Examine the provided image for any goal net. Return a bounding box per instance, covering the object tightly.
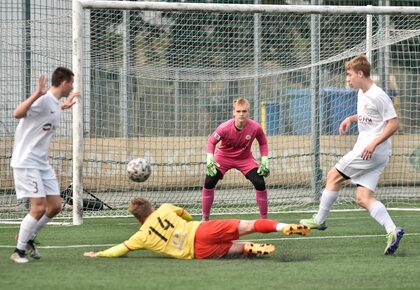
[1,2,420,221]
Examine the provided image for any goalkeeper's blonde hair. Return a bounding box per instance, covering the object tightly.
[232,97,250,110]
[128,197,153,222]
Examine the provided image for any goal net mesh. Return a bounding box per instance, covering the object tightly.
[1,3,420,219]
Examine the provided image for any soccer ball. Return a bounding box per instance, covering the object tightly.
[127,158,151,182]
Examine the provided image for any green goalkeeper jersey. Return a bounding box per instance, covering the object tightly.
[96,204,201,259]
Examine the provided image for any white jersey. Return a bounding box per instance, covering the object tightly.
[353,83,397,156]
[11,91,61,169]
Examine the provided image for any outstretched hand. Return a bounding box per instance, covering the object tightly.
[61,91,80,110]
[83,251,97,258]
[36,74,48,96]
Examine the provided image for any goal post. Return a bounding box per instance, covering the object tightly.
[72,0,84,225]
[1,1,420,224]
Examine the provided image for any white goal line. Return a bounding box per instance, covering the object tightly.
[0,233,418,249]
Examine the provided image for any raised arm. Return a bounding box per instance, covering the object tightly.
[13,75,47,119]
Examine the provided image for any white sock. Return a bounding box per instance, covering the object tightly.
[17,214,38,251]
[315,190,339,224]
[31,215,51,240]
[275,223,288,231]
[368,201,396,234]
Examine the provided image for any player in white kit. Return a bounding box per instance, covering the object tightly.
[300,55,404,255]
[10,67,80,263]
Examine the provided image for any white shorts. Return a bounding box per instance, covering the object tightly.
[13,167,60,200]
[335,150,390,192]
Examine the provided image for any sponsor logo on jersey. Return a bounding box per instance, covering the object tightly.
[42,123,55,131]
[224,142,248,150]
[214,132,220,140]
[358,115,372,124]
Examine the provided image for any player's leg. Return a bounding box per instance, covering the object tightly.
[245,168,268,219]
[194,219,310,259]
[26,168,62,259]
[11,197,47,263]
[194,220,276,258]
[300,166,344,230]
[300,150,367,230]
[237,219,310,237]
[10,168,48,263]
[25,197,50,259]
[230,219,311,257]
[316,168,345,224]
[355,185,392,230]
[356,186,404,255]
[25,195,62,258]
[201,170,223,221]
[353,159,404,255]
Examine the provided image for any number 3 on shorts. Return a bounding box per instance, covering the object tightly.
[32,181,39,193]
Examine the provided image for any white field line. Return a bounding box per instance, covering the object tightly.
[1,214,419,227]
[0,233,418,249]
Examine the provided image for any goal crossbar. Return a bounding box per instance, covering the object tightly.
[79,0,420,15]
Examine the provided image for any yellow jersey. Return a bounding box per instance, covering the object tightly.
[95,204,201,259]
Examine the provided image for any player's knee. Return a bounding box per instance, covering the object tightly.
[204,172,221,189]
[355,196,369,209]
[251,176,265,191]
[204,179,218,189]
[247,170,266,190]
[30,205,47,219]
[326,168,338,180]
[252,179,266,191]
[326,168,344,188]
[48,203,62,217]
[238,220,255,235]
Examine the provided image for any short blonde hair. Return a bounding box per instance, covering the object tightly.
[128,197,153,222]
[346,55,371,77]
[232,97,250,110]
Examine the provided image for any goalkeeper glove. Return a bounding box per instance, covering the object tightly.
[206,153,220,176]
[257,156,270,177]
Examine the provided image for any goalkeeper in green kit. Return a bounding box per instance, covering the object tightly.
[202,98,270,221]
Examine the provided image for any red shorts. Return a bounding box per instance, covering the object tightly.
[194,219,240,259]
